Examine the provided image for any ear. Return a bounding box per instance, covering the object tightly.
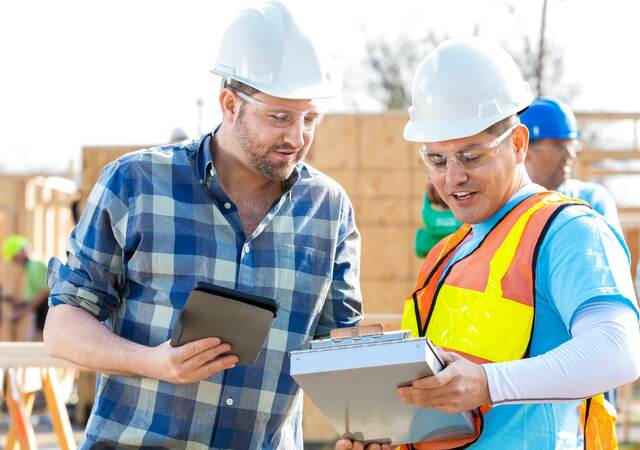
[513,124,529,164]
[219,89,240,123]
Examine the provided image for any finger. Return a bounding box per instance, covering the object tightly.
[183,343,233,371]
[189,354,238,381]
[174,337,223,361]
[398,385,465,410]
[411,369,454,389]
[335,439,353,450]
[437,349,462,364]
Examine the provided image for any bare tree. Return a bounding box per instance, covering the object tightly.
[354,2,579,110]
[503,1,580,102]
[361,31,446,109]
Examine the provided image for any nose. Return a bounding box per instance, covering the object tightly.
[444,159,469,185]
[283,119,306,149]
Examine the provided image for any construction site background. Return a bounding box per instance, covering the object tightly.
[1,111,640,447]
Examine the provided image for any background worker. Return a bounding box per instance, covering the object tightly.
[44,2,362,449]
[415,182,460,257]
[338,37,639,450]
[522,96,625,407]
[2,234,49,341]
[521,97,622,233]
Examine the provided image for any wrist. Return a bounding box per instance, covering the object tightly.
[480,364,495,405]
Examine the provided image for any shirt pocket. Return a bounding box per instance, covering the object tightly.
[273,244,332,343]
[276,244,331,295]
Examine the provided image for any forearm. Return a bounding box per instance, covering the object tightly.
[483,301,640,405]
[44,304,149,376]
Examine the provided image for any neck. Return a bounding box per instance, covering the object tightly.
[212,127,284,198]
[506,165,532,200]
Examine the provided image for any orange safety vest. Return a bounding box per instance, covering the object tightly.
[400,191,618,450]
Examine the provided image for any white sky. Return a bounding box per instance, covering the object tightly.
[2,0,640,176]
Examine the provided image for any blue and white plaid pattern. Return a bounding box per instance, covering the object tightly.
[48,134,362,449]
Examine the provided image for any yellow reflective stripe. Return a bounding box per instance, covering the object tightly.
[427,284,534,362]
[486,194,563,297]
[401,298,420,338]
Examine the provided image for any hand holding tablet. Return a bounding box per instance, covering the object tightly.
[171,282,279,366]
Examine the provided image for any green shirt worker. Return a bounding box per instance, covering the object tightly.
[2,234,50,341]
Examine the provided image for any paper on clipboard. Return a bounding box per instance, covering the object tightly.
[290,329,475,445]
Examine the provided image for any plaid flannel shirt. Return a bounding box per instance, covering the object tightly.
[48,134,362,449]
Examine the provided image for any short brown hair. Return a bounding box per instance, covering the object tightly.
[223,79,260,97]
[485,115,519,136]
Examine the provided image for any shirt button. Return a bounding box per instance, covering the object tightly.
[243,243,250,254]
[209,168,215,177]
[226,397,234,406]
[224,202,231,210]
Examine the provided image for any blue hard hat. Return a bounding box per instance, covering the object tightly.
[520,97,581,140]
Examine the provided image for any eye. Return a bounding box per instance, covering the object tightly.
[269,112,292,123]
[426,153,447,167]
[459,150,482,163]
[304,113,319,125]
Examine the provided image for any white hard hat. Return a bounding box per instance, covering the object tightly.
[404,37,533,143]
[212,1,340,99]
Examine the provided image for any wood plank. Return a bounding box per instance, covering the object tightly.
[0,342,78,369]
[4,368,38,449]
[42,368,77,450]
[578,149,640,160]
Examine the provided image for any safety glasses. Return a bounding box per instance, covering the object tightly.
[419,123,520,172]
[233,90,325,132]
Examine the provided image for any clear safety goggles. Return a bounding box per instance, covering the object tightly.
[233,90,325,132]
[419,123,520,172]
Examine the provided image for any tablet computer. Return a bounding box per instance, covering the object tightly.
[170,282,279,366]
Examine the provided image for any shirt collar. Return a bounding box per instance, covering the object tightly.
[471,183,545,236]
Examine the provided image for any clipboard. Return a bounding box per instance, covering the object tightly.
[170,282,279,366]
[290,326,475,445]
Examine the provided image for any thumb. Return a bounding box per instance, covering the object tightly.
[438,349,462,364]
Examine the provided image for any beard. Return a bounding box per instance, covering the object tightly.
[234,113,307,181]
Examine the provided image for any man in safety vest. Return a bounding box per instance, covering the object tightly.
[521,96,622,233]
[337,38,639,450]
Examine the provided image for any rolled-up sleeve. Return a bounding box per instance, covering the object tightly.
[314,193,362,338]
[48,159,130,321]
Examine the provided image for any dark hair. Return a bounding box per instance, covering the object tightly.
[223,79,260,96]
[485,115,519,136]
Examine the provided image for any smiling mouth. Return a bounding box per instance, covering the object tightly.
[452,191,474,200]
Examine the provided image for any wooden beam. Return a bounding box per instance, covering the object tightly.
[578,149,640,161]
[0,342,78,369]
[42,368,77,450]
[576,112,640,121]
[582,168,640,177]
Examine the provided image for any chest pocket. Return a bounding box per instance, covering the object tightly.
[275,244,331,315]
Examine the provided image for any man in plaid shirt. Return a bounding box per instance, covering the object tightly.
[44,2,362,448]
